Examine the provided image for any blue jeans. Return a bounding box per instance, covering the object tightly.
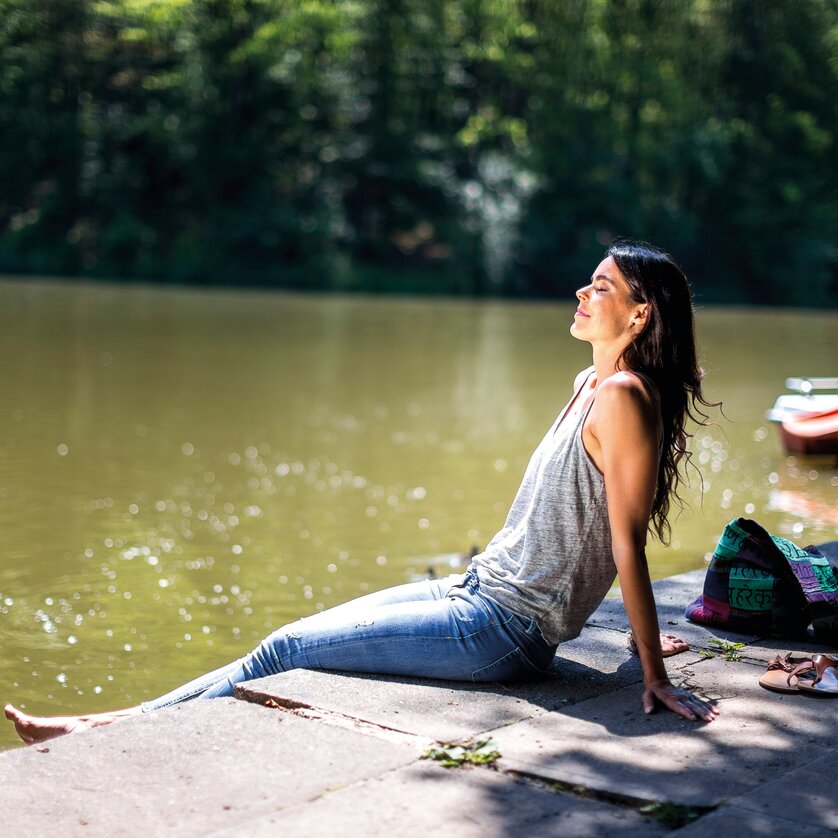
[142,570,557,712]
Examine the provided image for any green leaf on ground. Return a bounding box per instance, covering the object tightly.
[422,738,500,768]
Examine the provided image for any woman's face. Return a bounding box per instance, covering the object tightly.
[570,256,647,347]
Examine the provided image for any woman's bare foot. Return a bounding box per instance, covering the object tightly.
[4,703,141,745]
[627,631,690,657]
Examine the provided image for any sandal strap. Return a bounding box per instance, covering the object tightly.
[788,661,817,685]
[809,654,838,685]
[766,654,812,673]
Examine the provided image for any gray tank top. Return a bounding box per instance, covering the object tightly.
[471,371,659,645]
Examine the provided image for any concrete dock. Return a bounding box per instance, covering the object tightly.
[1,570,835,836]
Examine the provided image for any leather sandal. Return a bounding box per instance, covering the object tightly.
[758,653,814,693]
[791,654,838,696]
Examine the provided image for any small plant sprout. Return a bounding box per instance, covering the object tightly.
[707,638,745,661]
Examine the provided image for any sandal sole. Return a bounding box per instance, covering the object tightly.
[797,665,838,696]
[758,671,801,693]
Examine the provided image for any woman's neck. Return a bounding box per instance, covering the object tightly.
[590,343,631,388]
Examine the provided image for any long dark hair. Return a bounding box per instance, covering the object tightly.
[606,239,717,543]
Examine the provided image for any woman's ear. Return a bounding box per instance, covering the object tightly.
[630,305,649,330]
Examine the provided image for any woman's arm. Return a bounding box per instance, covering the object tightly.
[588,375,717,722]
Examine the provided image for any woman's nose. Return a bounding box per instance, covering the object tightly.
[576,285,589,301]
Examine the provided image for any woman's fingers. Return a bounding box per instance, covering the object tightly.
[670,690,717,722]
[645,682,718,722]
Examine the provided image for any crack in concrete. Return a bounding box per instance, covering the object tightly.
[508,768,717,827]
[234,685,434,749]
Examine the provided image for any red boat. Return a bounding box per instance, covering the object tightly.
[768,377,838,456]
[780,407,838,455]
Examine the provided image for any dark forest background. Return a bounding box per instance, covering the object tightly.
[1,0,836,305]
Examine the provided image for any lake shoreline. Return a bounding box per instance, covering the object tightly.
[1,569,835,835]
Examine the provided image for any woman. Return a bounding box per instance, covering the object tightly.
[5,240,718,744]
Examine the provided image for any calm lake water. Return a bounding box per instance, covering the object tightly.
[1,277,836,750]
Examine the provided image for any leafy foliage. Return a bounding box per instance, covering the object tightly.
[422,738,501,768]
[1,0,835,304]
[707,638,746,661]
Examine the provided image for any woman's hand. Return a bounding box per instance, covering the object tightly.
[643,678,719,722]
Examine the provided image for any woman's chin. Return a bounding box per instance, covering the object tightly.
[569,322,589,341]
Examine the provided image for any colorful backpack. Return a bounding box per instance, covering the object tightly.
[685,518,838,640]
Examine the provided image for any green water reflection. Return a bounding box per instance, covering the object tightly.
[1,279,835,750]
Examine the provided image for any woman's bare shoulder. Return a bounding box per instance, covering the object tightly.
[599,370,653,397]
[592,373,658,432]
[584,372,660,471]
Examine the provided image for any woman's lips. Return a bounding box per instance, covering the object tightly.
[575,308,590,317]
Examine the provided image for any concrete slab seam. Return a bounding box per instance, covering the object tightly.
[500,766,717,830]
[235,685,435,749]
[669,803,837,835]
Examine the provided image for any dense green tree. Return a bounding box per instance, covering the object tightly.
[0,0,835,305]
[0,0,90,273]
[696,0,838,305]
